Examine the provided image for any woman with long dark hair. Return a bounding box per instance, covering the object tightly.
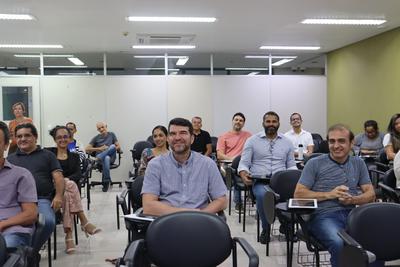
[383,113,400,160]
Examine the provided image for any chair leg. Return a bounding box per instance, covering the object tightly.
[74,215,79,245]
[266,224,271,256]
[116,196,120,230]
[243,189,247,232]
[47,238,52,267]
[238,191,242,223]
[228,186,232,215]
[53,228,57,260]
[87,177,91,210]
[257,212,260,242]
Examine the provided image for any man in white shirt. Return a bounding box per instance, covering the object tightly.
[284,113,314,158]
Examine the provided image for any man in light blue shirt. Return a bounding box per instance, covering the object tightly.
[238,111,296,243]
[142,118,227,216]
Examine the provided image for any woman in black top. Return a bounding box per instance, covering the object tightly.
[48,126,101,254]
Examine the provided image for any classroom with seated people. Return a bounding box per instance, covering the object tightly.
[1,1,400,267]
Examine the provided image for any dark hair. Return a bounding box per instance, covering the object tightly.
[15,123,38,138]
[152,125,169,149]
[0,121,10,144]
[263,111,280,122]
[49,125,72,140]
[387,113,400,153]
[66,122,77,130]
[12,102,26,113]
[326,124,354,142]
[290,112,302,121]
[364,120,378,131]
[232,112,246,122]
[168,118,193,135]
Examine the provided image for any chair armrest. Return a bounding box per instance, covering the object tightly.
[2,253,20,267]
[233,237,259,267]
[121,239,146,266]
[265,185,280,200]
[117,189,129,214]
[337,229,362,248]
[378,182,397,194]
[217,210,227,222]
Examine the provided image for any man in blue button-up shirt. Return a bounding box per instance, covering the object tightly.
[142,118,227,216]
[238,111,296,244]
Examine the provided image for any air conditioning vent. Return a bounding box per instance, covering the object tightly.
[136,34,195,45]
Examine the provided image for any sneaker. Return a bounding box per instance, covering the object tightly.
[234,203,242,213]
[259,229,268,244]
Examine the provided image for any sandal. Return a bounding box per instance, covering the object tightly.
[65,238,76,254]
[81,222,102,237]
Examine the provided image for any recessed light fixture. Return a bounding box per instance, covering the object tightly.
[301,19,386,25]
[44,65,87,68]
[135,67,180,71]
[245,55,297,59]
[132,45,196,49]
[176,57,189,66]
[58,72,93,76]
[260,46,320,50]
[0,44,63,49]
[127,16,216,23]
[0,14,35,20]
[247,72,260,76]
[271,58,295,66]
[14,54,73,58]
[68,57,85,66]
[225,67,268,71]
[133,55,188,59]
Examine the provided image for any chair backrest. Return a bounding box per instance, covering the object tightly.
[130,175,144,211]
[211,136,218,153]
[382,169,396,189]
[311,133,323,142]
[0,234,7,266]
[315,140,329,153]
[31,213,46,253]
[347,202,400,261]
[146,136,155,147]
[270,169,302,202]
[231,155,241,170]
[131,141,153,162]
[146,211,232,267]
[304,153,324,165]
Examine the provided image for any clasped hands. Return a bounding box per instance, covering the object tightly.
[330,185,354,205]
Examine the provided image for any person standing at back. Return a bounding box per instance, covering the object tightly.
[7,102,32,155]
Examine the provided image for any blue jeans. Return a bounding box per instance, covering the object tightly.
[308,209,350,267]
[252,181,269,230]
[36,199,55,250]
[233,188,242,204]
[3,232,31,248]
[96,144,116,183]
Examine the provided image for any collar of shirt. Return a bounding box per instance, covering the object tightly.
[16,145,42,156]
[328,153,350,166]
[256,131,284,141]
[169,151,194,168]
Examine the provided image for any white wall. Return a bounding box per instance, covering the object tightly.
[1,75,327,182]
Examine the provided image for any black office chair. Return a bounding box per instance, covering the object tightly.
[338,202,400,267]
[118,211,259,267]
[129,141,153,178]
[31,213,52,267]
[378,169,400,203]
[263,169,302,256]
[146,135,155,147]
[0,235,21,267]
[314,140,329,153]
[79,157,93,210]
[311,133,323,153]
[89,150,123,189]
[210,136,218,161]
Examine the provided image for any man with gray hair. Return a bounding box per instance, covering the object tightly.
[294,124,375,267]
[86,122,120,192]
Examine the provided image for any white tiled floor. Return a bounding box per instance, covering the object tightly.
[39,185,330,267]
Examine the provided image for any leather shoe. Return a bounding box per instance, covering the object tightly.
[259,229,268,244]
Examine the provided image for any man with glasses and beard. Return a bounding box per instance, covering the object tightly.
[238,111,296,244]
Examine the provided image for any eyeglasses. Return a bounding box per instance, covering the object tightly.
[56,135,69,140]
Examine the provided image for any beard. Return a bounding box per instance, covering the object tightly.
[264,125,278,135]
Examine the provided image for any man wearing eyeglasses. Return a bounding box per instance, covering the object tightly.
[85,122,120,192]
[284,112,314,158]
[7,123,65,250]
[294,124,375,267]
[238,111,296,244]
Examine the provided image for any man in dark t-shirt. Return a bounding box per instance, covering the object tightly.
[191,116,212,156]
[7,123,64,249]
[85,122,120,191]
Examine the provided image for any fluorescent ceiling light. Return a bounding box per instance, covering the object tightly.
[0,14,35,20]
[260,46,320,50]
[132,45,196,49]
[245,55,297,59]
[58,72,93,76]
[225,67,268,71]
[127,16,216,23]
[44,65,87,68]
[176,57,189,66]
[271,58,295,66]
[169,71,179,75]
[133,55,188,59]
[247,72,260,76]
[14,54,73,58]
[135,68,180,71]
[0,44,63,49]
[68,57,85,66]
[301,19,386,25]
